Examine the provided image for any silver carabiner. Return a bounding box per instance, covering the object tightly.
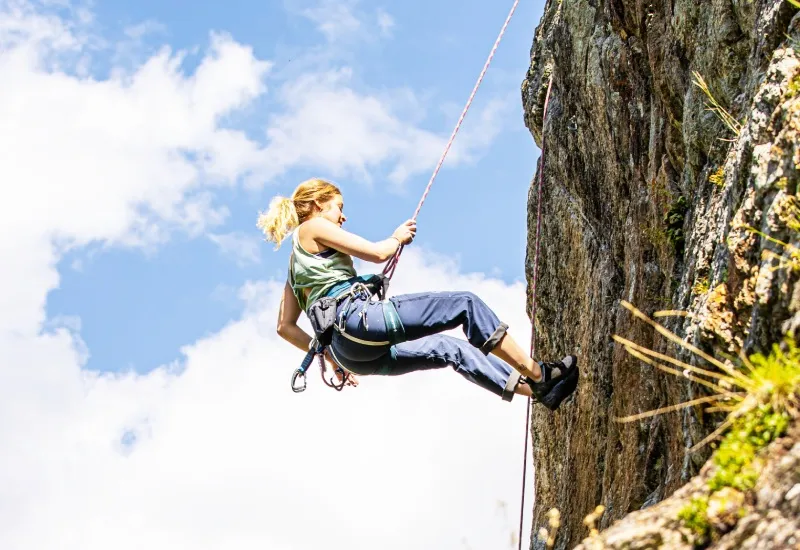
[291,369,307,393]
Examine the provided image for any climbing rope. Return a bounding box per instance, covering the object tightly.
[382,0,521,280]
[370,3,553,547]
[518,72,554,550]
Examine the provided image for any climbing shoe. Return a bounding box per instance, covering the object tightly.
[525,355,579,411]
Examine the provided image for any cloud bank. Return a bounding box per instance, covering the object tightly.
[2,246,535,550]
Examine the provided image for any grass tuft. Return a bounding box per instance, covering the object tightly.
[692,71,743,138]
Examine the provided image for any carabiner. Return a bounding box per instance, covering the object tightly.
[291,369,307,393]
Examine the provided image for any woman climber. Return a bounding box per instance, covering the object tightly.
[258,178,578,409]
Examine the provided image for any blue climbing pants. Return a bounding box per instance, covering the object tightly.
[328,290,522,401]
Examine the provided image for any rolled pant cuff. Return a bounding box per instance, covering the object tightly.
[501,370,520,402]
[480,322,508,355]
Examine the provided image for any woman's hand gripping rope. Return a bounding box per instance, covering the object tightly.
[392,219,417,245]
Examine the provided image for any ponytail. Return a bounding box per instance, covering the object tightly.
[257,196,299,249]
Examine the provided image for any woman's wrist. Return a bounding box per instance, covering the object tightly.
[380,236,401,260]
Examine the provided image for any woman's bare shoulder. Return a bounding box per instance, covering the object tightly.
[298,218,334,253]
[303,217,335,230]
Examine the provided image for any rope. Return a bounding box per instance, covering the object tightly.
[518,73,554,550]
[383,0,521,279]
[370,2,551,547]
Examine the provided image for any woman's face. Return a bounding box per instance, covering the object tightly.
[317,194,346,227]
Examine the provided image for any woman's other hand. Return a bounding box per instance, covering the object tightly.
[339,370,359,387]
[325,349,359,387]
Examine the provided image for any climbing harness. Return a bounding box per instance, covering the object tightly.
[290,274,404,392]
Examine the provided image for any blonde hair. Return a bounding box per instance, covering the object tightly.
[257,178,342,248]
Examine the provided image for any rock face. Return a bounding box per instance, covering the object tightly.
[521,0,800,547]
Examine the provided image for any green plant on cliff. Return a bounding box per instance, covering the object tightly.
[664,196,689,254]
[707,403,789,492]
[692,71,743,138]
[787,73,800,99]
[784,196,800,231]
[676,402,790,545]
[677,496,710,541]
[642,225,669,252]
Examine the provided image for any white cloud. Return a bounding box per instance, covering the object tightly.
[208,231,263,266]
[301,0,361,42]
[290,0,394,44]
[442,94,518,168]
[256,68,507,187]
[0,1,270,329]
[123,20,165,40]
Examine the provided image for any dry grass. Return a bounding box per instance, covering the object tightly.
[692,71,742,139]
[613,301,800,453]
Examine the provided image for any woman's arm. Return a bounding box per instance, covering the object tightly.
[276,281,312,352]
[307,217,416,263]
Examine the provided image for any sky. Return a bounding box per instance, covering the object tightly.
[1,0,548,548]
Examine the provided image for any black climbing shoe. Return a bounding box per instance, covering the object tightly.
[526,355,579,411]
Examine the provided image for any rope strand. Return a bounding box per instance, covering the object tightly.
[518,72,554,550]
[369,4,550,548]
[383,0,521,279]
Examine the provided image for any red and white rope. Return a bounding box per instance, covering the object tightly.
[383,0,521,278]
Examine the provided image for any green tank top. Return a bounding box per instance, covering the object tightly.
[288,227,356,312]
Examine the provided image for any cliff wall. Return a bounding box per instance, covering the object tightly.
[521,1,800,547]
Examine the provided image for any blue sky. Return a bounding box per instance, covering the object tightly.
[45,0,544,374]
[1,1,549,547]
